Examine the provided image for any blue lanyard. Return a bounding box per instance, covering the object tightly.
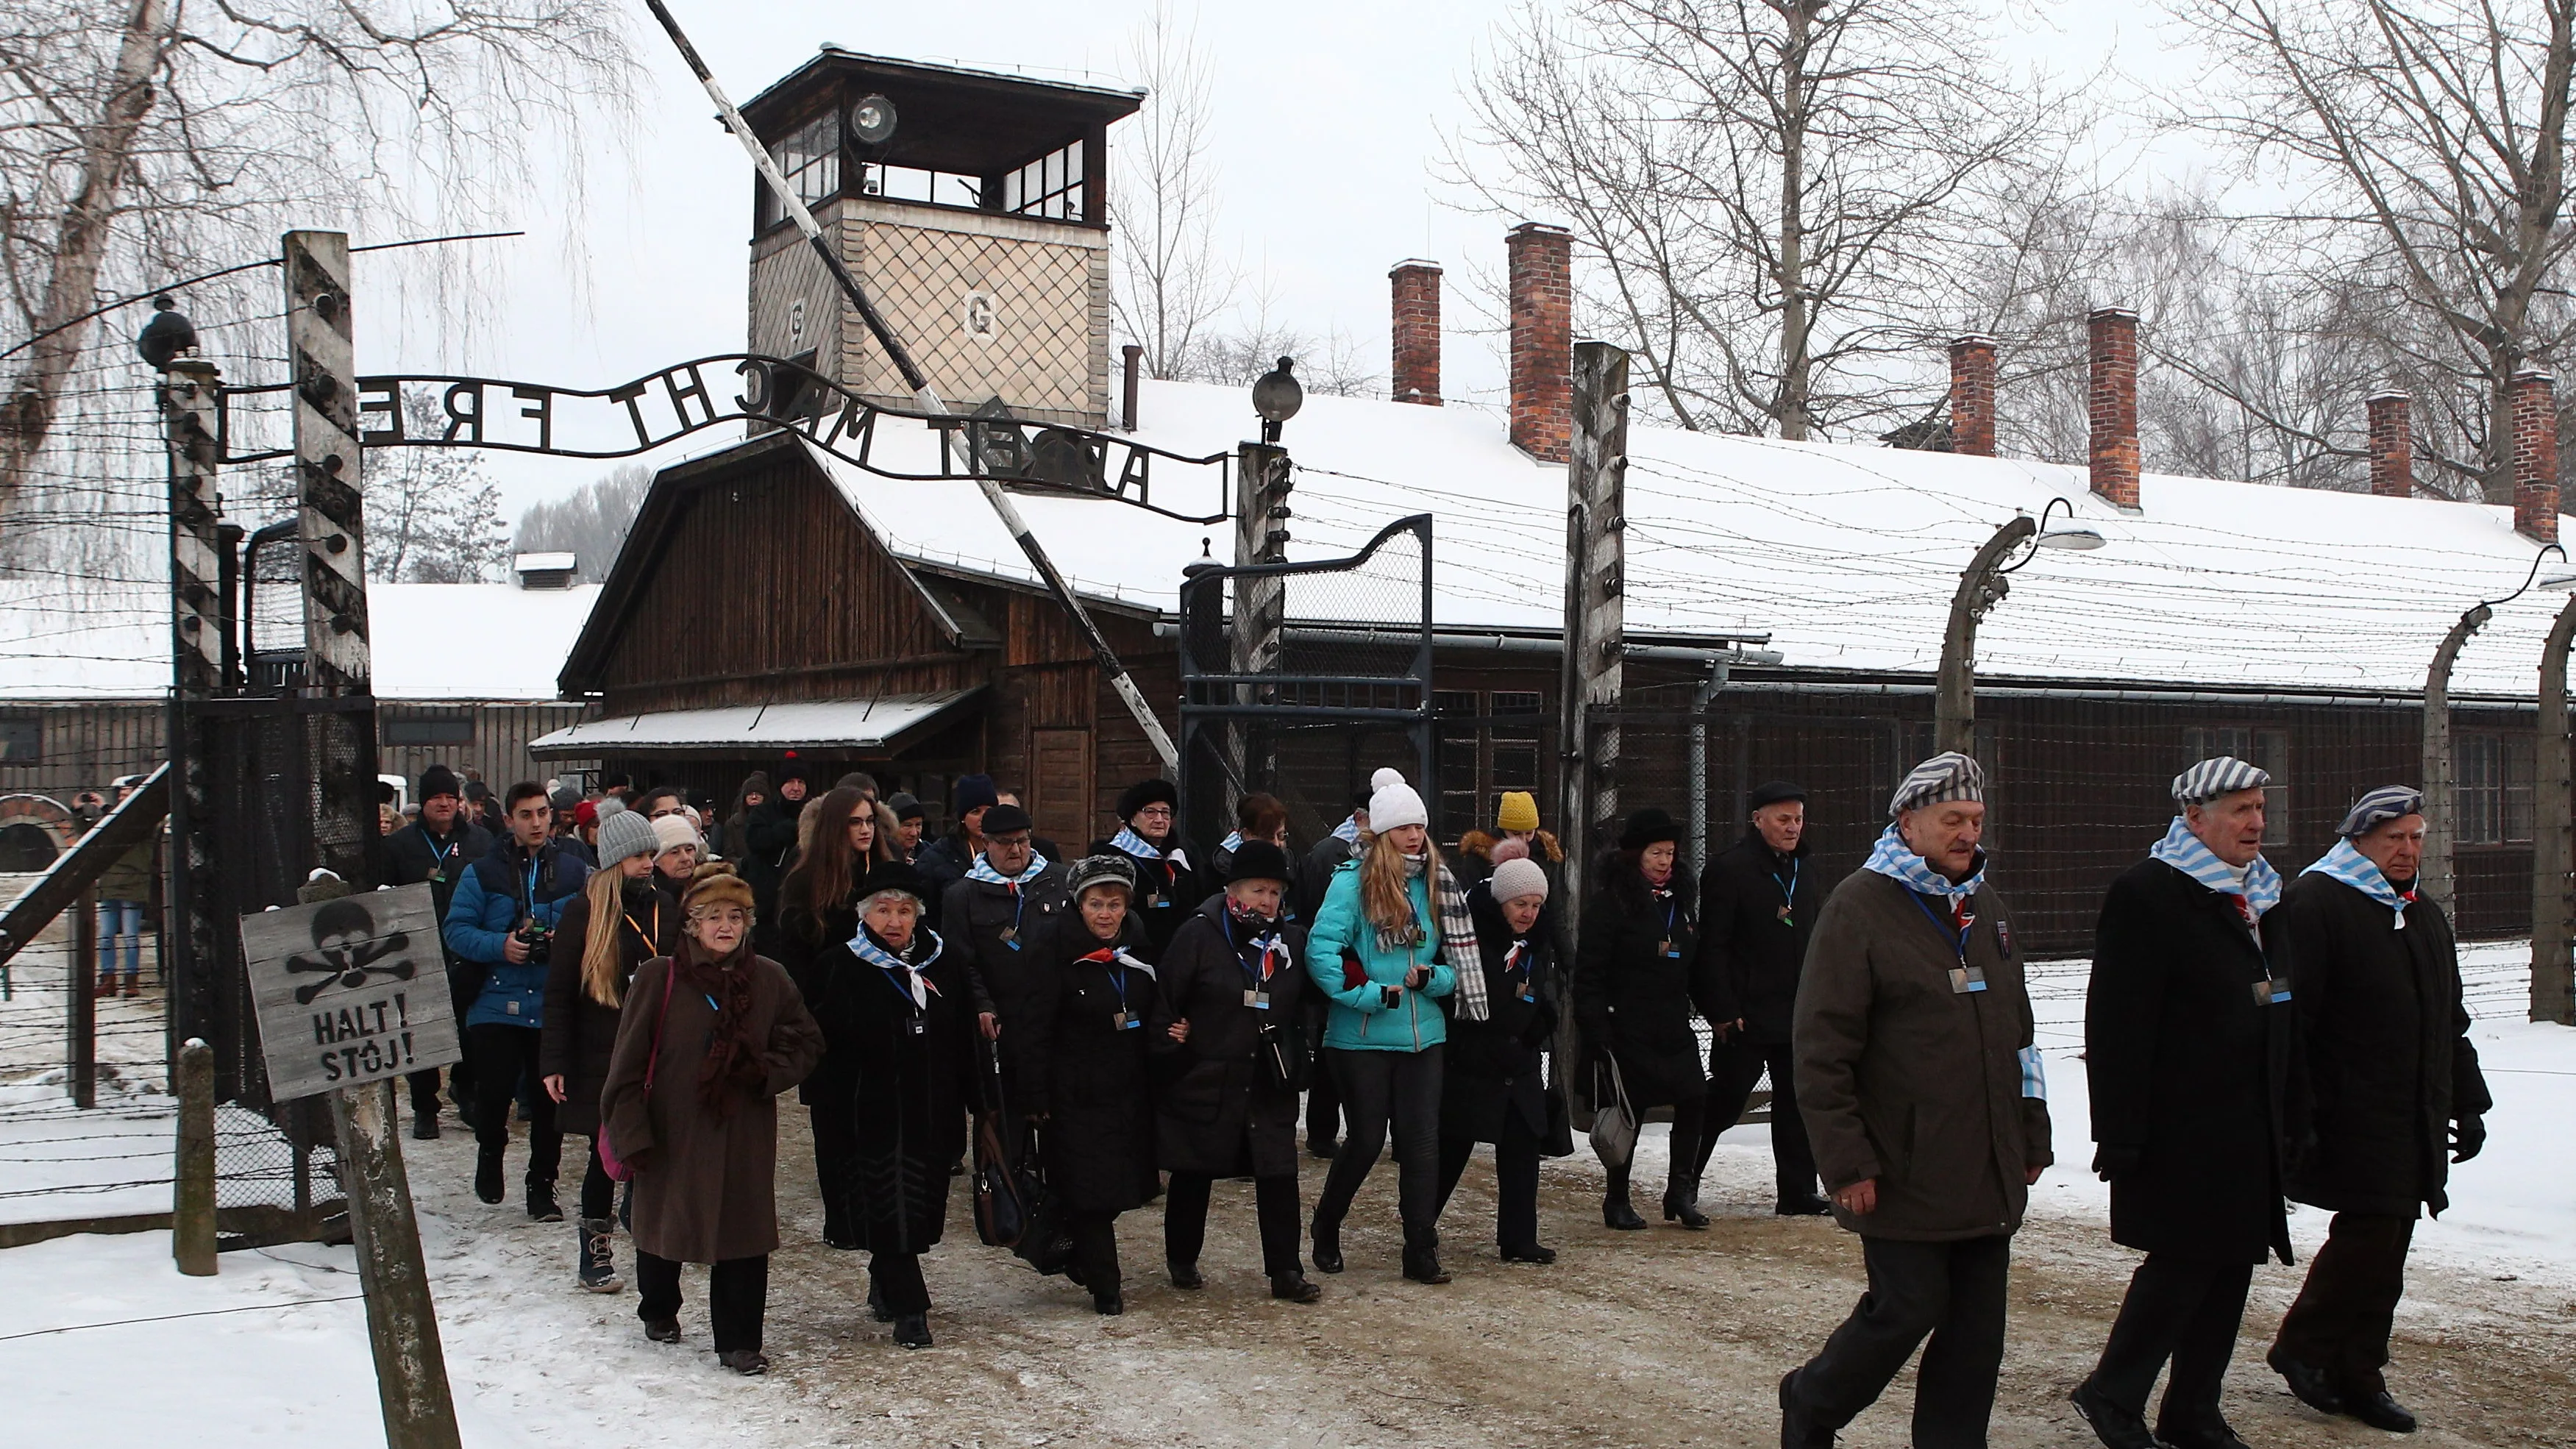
[1223,913,1281,986]
[427,834,456,872]
[1771,858,1798,910]
[1907,889,1972,965]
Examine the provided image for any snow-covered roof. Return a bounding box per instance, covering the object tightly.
[776,378,2576,699]
[527,691,975,755]
[0,582,599,702]
[512,552,577,572]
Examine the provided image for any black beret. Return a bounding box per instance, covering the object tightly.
[853,860,931,903]
[1225,839,1293,884]
[1746,780,1807,811]
[981,803,1033,836]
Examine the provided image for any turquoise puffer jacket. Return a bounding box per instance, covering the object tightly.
[1303,861,1456,1053]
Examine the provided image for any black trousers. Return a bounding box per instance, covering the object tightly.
[2272,1211,2416,1396]
[636,1251,768,1353]
[1695,1034,1821,1199]
[1069,1210,1124,1299]
[466,1023,560,1186]
[1165,1170,1303,1278]
[405,1068,444,1117]
[2090,1252,2255,1432]
[871,1250,930,1315]
[1790,1233,2012,1449]
[1314,1046,1444,1246]
[1607,1092,1706,1202]
[808,1100,854,1237]
[577,1134,615,1222]
[1434,1112,1543,1253]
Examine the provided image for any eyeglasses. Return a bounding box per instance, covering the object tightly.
[987,833,1032,848]
[1134,805,1174,821]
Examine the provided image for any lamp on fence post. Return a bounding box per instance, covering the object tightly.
[1934,499,2104,756]
[2421,543,2573,918]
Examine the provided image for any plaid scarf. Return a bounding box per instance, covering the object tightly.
[1861,822,1985,908]
[2148,816,2281,924]
[2303,838,2417,928]
[965,851,1050,886]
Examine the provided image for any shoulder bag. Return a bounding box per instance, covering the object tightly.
[1589,1053,1640,1170]
[597,959,676,1183]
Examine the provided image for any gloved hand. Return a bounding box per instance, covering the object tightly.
[2450,1114,2486,1163]
[2091,1144,2142,1182]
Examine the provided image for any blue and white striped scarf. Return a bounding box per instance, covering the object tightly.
[1331,814,1362,845]
[1861,823,1985,908]
[2303,838,2416,928]
[1109,827,1164,861]
[847,925,944,1008]
[2148,816,2281,922]
[965,851,1050,887]
[1217,830,1243,855]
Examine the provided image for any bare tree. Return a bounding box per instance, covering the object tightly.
[2169,0,2576,502]
[0,0,640,514]
[1111,1,1235,381]
[1448,0,2079,441]
[369,388,506,583]
[514,462,653,583]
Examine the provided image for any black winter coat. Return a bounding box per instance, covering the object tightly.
[1442,883,1562,1146]
[739,797,804,921]
[1016,914,1167,1213]
[1088,836,1204,958]
[383,816,493,1016]
[539,874,683,1138]
[808,926,982,1253]
[1295,830,1361,930]
[769,892,857,1106]
[913,832,975,928]
[1151,895,1307,1178]
[2269,872,2492,1217]
[939,864,1072,1036]
[1575,868,1707,1108]
[1695,830,1822,1044]
[2088,859,2300,1264]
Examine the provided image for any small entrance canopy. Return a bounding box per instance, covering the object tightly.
[529,690,981,758]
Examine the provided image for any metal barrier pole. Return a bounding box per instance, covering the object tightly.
[174,1038,218,1275]
[69,886,96,1108]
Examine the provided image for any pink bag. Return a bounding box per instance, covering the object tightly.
[598,961,676,1183]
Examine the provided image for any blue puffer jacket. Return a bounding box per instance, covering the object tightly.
[1303,860,1456,1053]
[442,837,588,1030]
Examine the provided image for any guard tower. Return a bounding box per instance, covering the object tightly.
[742,50,1142,430]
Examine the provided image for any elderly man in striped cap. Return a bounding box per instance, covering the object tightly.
[1781,752,2052,1449]
[2262,786,2491,1436]
[2072,758,2300,1449]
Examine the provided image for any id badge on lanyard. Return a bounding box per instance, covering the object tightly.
[1912,891,1986,993]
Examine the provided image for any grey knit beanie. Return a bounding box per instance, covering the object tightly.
[597,808,659,869]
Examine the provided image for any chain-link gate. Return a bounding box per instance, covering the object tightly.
[1176,516,1435,853]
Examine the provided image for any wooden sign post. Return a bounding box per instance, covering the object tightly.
[241,883,463,1448]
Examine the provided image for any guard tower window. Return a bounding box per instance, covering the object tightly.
[858,160,983,210]
[1003,139,1085,221]
[758,111,842,229]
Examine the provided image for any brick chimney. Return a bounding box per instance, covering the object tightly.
[2514,369,2558,543]
[2366,390,2412,499]
[1507,222,1573,463]
[1390,260,1442,406]
[2088,307,2141,509]
[1949,335,1996,457]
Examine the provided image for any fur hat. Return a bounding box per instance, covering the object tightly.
[1618,808,1682,851]
[1366,767,1428,833]
[1490,856,1550,903]
[1225,839,1293,885]
[419,764,462,802]
[680,859,753,916]
[1067,852,1139,900]
[1114,777,1178,822]
[597,808,659,870]
[1495,790,1541,833]
[651,813,702,855]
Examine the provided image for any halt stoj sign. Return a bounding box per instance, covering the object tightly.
[240,884,461,1101]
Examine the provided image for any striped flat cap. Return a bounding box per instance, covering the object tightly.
[2172,756,2270,805]
[2335,785,2424,838]
[1890,752,1986,818]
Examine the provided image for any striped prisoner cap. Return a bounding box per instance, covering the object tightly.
[2335,786,2424,838]
[2172,756,2269,806]
[1889,752,1986,819]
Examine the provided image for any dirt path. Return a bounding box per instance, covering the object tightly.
[411,1119,2576,1449]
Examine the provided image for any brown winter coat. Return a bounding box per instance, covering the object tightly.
[1794,867,2053,1242]
[598,944,825,1263]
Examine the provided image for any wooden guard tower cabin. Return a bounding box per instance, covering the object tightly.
[536,55,1161,847]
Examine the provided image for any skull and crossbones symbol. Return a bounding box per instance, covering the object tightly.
[285,898,414,1004]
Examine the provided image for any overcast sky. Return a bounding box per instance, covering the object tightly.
[346,0,2206,524]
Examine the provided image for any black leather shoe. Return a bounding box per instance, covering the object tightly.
[1306,1138,1338,1159]
[1270,1272,1323,1303]
[1311,1225,1344,1274]
[1663,1191,1711,1229]
[474,1148,503,1205]
[892,1313,932,1349]
[2070,1378,2161,1449]
[1501,1243,1557,1264]
[719,1348,769,1375]
[1401,1248,1451,1284]
[2345,1391,2417,1434]
[1776,1192,1832,1217]
[1092,1293,1124,1316]
[2158,1421,2252,1449]
[643,1317,681,1344]
[1780,1369,1832,1449]
[1603,1195,1648,1231]
[2267,1353,2344,1417]
[1168,1262,1203,1290]
[410,1111,439,1141]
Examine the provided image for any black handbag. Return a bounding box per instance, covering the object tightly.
[970,1111,1032,1247]
[1009,1125,1076,1277]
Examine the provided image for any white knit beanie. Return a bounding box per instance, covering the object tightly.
[1490,856,1549,904]
[1367,766,1429,833]
[651,812,702,855]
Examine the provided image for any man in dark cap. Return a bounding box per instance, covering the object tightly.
[915,774,1000,922]
[1690,780,1829,1216]
[940,802,1070,1053]
[740,760,811,921]
[2263,786,2490,1436]
[885,793,926,863]
[2072,758,2300,1449]
[382,763,494,1136]
[1783,752,2052,1449]
[1092,778,1200,957]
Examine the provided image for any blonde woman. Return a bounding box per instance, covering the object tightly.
[541,809,677,1291]
[1303,768,1478,1286]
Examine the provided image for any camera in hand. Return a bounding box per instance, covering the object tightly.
[515,918,552,966]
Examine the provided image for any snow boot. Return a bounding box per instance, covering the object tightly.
[527,1176,563,1223]
[1602,1166,1648,1231]
[577,1218,622,1293]
[474,1144,504,1205]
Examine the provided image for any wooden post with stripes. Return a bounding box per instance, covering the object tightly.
[158,353,225,1069]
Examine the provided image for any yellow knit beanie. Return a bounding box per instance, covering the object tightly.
[1496,791,1540,833]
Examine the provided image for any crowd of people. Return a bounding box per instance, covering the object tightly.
[378,749,2491,1449]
